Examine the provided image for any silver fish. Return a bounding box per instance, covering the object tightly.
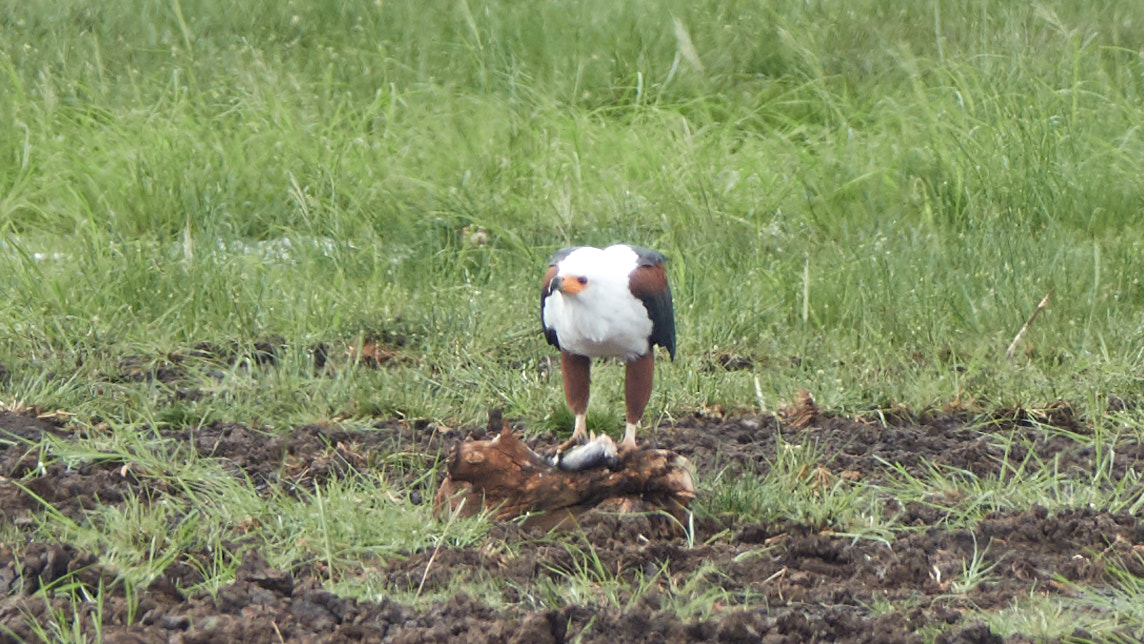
[552,434,620,471]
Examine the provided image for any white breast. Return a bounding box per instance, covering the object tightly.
[542,245,654,361]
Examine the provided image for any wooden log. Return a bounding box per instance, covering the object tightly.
[435,422,695,532]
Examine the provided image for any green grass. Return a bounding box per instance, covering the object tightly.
[699,436,892,540]
[5,0,1144,640]
[6,0,1144,425]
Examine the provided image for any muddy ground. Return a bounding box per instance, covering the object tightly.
[1,398,1143,642]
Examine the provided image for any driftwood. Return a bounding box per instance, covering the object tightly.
[434,421,695,531]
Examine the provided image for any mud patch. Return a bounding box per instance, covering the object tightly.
[0,412,149,524]
[168,418,477,494]
[655,405,1144,487]
[2,408,1143,642]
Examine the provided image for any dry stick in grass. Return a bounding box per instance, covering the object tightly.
[753,375,767,415]
[1005,290,1054,359]
[755,375,784,443]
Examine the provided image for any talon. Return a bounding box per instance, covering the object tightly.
[549,431,589,466]
[555,432,588,454]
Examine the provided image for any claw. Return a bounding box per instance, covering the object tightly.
[550,413,590,466]
[552,431,589,459]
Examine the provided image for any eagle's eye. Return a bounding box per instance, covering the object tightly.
[577,277,588,285]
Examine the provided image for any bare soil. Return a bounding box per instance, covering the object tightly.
[2,401,1142,643]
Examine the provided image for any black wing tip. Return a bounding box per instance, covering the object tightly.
[647,300,676,361]
[657,324,677,360]
[544,326,562,349]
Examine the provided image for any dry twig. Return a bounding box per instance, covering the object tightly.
[1006,290,1054,359]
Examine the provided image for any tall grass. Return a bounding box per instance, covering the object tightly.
[5,1,1144,426]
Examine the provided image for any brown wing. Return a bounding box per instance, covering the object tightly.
[626,248,676,360]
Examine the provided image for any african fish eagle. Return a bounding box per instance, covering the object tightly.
[541,244,676,456]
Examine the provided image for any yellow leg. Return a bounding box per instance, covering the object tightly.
[557,412,589,454]
[619,422,638,453]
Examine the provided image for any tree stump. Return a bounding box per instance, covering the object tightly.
[434,422,695,532]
